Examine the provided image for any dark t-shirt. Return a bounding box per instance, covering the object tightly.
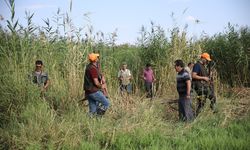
[84,64,99,95]
[177,69,190,97]
[192,62,208,81]
[192,63,201,75]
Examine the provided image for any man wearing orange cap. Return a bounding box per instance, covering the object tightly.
[192,52,216,116]
[83,53,110,116]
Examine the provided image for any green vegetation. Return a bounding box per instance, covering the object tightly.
[0,0,249,149]
[202,23,250,87]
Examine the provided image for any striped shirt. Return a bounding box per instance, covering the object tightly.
[176,69,190,97]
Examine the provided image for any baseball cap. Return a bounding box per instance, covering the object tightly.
[88,53,99,62]
[201,52,211,61]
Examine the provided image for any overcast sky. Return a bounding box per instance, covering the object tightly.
[0,0,250,44]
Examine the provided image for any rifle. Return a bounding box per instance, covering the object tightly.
[207,61,217,108]
[208,61,216,84]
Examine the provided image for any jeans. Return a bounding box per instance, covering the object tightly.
[86,91,110,114]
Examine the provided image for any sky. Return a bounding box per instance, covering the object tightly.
[0,0,250,44]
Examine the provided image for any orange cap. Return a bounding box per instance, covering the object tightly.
[201,52,211,61]
[88,53,99,62]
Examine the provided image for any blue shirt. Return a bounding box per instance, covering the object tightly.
[192,63,201,75]
[192,61,208,81]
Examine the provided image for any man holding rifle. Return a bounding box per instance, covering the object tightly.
[84,53,110,116]
[192,52,217,116]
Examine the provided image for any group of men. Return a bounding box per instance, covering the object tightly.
[174,52,217,122]
[83,53,156,116]
[117,62,156,99]
[29,56,109,116]
[30,52,216,120]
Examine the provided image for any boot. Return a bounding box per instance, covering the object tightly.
[96,107,106,115]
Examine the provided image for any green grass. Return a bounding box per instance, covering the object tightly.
[1,94,249,149]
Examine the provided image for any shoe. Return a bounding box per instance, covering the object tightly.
[97,107,106,115]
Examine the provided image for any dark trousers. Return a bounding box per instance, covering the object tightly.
[120,84,132,94]
[145,81,153,98]
[178,97,194,122]
[194,85,216,115]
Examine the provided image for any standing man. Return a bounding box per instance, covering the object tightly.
[84,53,110,116]
[142,63,156,99]
[192,52,216,115]
[118,62,132,95]
[30,60,49,97]
[174,60,194,122]
[185,62,194,80]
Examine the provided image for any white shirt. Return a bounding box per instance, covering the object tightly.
[184,66,192,80]
[118,69,131,85]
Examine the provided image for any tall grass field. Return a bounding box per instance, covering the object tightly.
[0,0,250,149]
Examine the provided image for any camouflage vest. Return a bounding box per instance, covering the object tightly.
[192,61,209,91]
[31,71,49,87]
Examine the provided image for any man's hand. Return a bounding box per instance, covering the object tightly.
[203,76,210,82]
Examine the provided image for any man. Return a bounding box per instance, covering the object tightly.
[142,63,156,99]
[174,59,194,122]
[118,62,132,94]
[30,60,49,97]
[84,53,110,116]
[192,52,216,115]
[185,62,194,80]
